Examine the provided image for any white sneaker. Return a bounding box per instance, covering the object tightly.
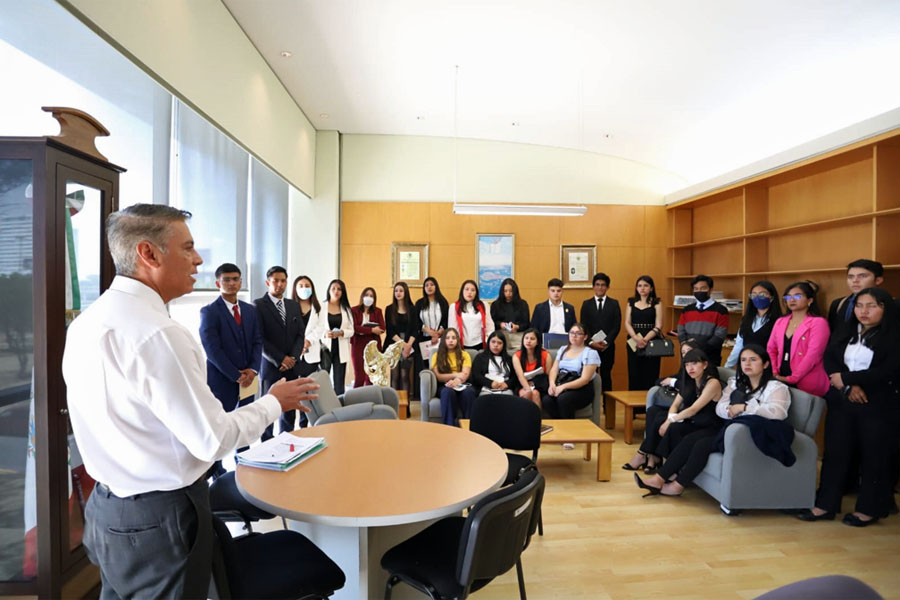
[562,443,575,450]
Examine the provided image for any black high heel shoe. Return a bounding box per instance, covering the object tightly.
[634,473,661,497]
[622,452,648,471]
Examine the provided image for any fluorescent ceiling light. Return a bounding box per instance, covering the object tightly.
[452,203,587,217]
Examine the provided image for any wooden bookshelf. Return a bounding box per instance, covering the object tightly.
[666,128,900,332]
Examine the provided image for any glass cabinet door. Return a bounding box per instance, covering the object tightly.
[0,158,36,583]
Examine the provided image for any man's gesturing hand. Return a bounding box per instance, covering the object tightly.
[268,377,318,413]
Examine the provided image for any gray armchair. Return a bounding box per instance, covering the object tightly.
[693,386,825,513]
[419,348,603,426]
[305,371,398,425]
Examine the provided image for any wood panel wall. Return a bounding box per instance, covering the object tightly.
[340,202,681,387]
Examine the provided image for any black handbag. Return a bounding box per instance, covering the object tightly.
[640,338,674,357]
[319,346,333,372]
[556,370,581,385]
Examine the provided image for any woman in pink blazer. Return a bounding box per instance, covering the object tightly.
[767,281,830,397]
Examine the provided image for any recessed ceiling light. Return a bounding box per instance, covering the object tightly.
[319,113,329,119]
[280,51,292,58]
[416,116,425,120]
[601,133,612,139]
[511,121,520,126]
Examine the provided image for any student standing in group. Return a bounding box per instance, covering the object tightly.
[417,277,449,344]
[385,281,419,397]
[767,281,830,398]
[254,266,306,439]
[724,280,782,369]
[532,278,576,337]
[580,272,621,397]
[798,288,900,526]
[430,328,477,425]
[449,279,494,351]
[292,275,324,427]
[490,278,531,341]
[199,263,262,476]
[323,279,354,394]
[827,259,885,336]
[351,287,385,388]
[512,328,552,409]
[623,275,663,391]
[677,274,729,366]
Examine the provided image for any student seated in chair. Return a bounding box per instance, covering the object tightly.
[542,323,600,422]
[512,328,552,410]
[431,328,477,426]
[471,331,518,396]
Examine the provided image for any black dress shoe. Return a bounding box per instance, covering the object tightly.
[796,509,836,522]
[842,513,879,527]
[633,473,661,498]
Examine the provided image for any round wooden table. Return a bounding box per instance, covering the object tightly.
[237,419,508,599]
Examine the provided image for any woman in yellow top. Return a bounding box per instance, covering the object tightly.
[430,328,477,426]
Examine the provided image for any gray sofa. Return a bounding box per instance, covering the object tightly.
[693,386,825,513]
[305,370,398,425]
[419,348,603,426]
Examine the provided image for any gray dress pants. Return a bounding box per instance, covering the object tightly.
[83,477,213,600]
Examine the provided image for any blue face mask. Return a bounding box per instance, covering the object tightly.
[751,295,772,310]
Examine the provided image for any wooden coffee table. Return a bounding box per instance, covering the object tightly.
[605,390,648,444]
[461,418,615,481]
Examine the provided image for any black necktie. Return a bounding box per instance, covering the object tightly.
[843,295,856,321]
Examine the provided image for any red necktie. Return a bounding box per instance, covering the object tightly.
[232,305,242,326]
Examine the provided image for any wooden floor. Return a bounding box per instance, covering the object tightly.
[257,404,900,600]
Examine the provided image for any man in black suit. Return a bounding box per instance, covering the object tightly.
[531,278,577,337]
[580,273,621,407]
[254,266,306,439]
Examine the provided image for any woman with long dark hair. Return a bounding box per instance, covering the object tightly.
[471,331,518,396]
[385,281,419,396]
[767,280,830,397]
[489,278,530,347]
[725,280,782,368]
[416,277,449,345]
[798,287,900,526]
[512,328,551,409]
[624,275,664,390]
[430,328,477,426]
[634,344,789,496]
[448,279,494,351]
[350,286,385,388]
[323,279,354,394]
[624,348,722,472]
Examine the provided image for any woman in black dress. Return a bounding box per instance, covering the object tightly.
[624,275,664,390]
[385,281,419,400]
[489,278,530,347]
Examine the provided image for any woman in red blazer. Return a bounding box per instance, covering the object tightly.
[766,281,830,397]
[351,287,386,387]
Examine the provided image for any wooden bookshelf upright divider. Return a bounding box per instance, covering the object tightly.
[666,127,900,343]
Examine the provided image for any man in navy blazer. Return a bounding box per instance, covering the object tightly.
[199,263,263,412]
[531,278,576,336]
[254,266,306,438]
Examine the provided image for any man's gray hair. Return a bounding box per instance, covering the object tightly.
[106,204,192,276]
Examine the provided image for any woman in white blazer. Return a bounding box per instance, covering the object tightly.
[322,279,355,394]
[290,275,326,371]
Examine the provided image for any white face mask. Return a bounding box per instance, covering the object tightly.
[296,287,313,300]
[363,296,374,307]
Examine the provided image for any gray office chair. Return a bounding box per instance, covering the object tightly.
[305,370,398,425]
[420,348,603,426]
[694,386,825,515]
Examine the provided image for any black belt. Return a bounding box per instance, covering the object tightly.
[95,476,206,501]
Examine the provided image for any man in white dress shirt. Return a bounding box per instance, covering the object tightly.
[62,204,316,599]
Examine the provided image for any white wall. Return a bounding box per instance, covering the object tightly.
[288,131,340,291]
[341,135,686,205]
[60,0,317,197]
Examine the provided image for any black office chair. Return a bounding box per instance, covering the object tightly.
[209,471,283,532]
[381,468,545,600]
[469,394,544,534]
[210,515,345,600]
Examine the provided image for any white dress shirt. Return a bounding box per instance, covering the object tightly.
[548,300,566,334]
[449,302,495,347]
[62,276,281,497]
[716,377,791,421]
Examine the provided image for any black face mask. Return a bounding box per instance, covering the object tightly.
[694,291,710,303]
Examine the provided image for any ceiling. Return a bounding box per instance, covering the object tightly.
[223,0,900,187]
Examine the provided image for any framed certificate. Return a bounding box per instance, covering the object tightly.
[560,245,596,288]
[391,242,428,286]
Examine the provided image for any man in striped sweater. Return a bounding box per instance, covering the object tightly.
[677,274,729,366]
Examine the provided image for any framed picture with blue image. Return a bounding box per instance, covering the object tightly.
[475,233,515,301]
